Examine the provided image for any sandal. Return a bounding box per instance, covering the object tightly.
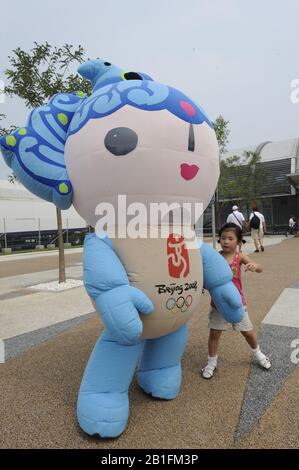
[201,362,217,379]
[258,356,271,370]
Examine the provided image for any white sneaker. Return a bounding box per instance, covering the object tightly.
[201,362,217,379]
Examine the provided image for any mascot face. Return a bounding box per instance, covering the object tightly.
[65,77,219,227]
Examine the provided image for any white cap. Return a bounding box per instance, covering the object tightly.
[232,205,239,211]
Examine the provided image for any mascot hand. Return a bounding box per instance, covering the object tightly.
[210,282,244,323]
[95,285,154,344]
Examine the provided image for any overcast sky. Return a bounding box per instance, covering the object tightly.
[1,0,299,179]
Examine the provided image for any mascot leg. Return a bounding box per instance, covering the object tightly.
[137,324,188,399]
[77,330,143,438]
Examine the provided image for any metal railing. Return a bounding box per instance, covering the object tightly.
[48,229,68,246]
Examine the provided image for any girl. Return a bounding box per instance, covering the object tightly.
[201,223,271,379]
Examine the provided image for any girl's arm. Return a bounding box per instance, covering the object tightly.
[240,252,262,273]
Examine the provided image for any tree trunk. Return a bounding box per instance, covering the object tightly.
[215,187,222,230]
[56,207,66,283]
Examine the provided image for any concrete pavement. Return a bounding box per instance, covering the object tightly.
[0,255,94,362]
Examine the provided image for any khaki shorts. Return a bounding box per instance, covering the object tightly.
[208,305,253,332]
[251,228,264,241]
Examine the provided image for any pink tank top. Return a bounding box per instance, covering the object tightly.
[211,251,246,308]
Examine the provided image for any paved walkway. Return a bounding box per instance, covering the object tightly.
[0,236,298,448]
[0,253,94,361]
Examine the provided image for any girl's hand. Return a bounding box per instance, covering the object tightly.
[244,262,259,272]
[240,253,262,272]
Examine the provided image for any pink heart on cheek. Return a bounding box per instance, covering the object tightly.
[180,163,200,181]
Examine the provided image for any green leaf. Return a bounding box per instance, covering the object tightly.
[4,42,92,108]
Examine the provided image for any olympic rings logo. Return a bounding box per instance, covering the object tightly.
[166,295,193,313]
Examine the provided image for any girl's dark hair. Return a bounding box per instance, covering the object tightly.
[218,223,246,244]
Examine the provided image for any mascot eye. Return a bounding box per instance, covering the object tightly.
[122,71,143,80]
[104,127,138,156]
[104,61,111,66]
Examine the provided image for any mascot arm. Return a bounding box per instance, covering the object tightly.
[200,243,243,323]
[84,234,154,343]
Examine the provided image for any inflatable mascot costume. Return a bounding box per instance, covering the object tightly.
[0,59,243,438]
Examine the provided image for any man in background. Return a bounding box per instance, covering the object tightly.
[289,216,296,235]
[249,206,266,252]
[227,205,246,230]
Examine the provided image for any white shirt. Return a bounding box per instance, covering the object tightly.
[289,218,295,227]
[249,211,265,230]
[227,210,245,229]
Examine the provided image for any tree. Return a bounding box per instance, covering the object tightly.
[213,116,267,223]
[213,115,230,157]
[212,115,231,229]
[7,173,18,184]
[0,118,17,187]
[4,42,92,282]
[5,42,91,107]
[218,150,267,208]
[0,115,16,138]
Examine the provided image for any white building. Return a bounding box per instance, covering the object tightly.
[0,180,86,248]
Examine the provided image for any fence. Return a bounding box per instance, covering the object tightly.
[0,217,89,251]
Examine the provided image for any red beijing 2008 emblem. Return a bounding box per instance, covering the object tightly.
[167,234,190,279]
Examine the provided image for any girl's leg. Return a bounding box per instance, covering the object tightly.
[241,329,257,349]
[137,324,188,399]
[241,330,271,370]
[208,328,222,357]
[202,329,222,379]
[77,330,143,438]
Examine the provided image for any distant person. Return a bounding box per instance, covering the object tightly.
[249,206,266,252]
[289,216,296,235]
[227,205,246,231]
[201,223,271,379]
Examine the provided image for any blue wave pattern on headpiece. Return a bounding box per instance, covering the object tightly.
[68,79,212,136]
[0,92,86,209]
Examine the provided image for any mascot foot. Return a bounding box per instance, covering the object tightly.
[137,364,181,399]
[77,391,129,438]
